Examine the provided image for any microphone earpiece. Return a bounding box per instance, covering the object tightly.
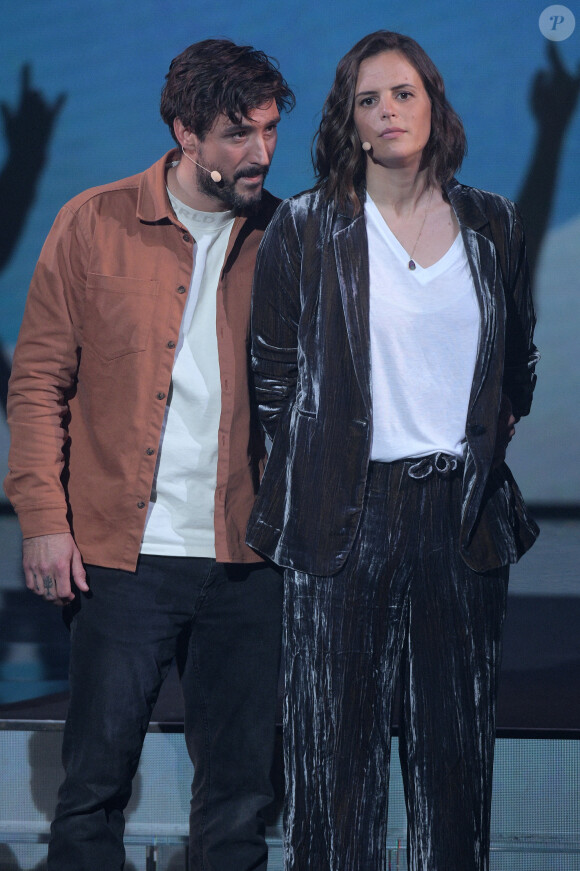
[362,141,372,152]
[181,149,222,183]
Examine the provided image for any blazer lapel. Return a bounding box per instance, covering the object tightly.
[448,182,502,420]
[461,226,499,417]
[333,211,372,414]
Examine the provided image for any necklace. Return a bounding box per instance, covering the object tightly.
[407,186,434,271]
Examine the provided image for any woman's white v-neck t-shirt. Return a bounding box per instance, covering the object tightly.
[365,194,480,462]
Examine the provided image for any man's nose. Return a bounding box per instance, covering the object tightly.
[249,134,271,165]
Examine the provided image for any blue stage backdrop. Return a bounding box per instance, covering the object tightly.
[1,0,579,502]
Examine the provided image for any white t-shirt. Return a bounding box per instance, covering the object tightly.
[140,193,235,556]
[365,194,480,462]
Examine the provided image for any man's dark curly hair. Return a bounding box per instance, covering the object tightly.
[160,38,295,142]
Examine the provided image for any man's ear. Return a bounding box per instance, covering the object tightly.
[173,118,199,152]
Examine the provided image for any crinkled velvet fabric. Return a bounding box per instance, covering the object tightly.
[284,459,508,871]
[247,181,539,577]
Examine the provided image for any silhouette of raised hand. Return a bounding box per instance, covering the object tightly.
[1,63,66,165]
[517,43,580,288]
[529,41,580,133]
[0,65,67,412]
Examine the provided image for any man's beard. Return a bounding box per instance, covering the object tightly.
[196,164,269,213]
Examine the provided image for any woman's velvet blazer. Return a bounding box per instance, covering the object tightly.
[246,179,539,575]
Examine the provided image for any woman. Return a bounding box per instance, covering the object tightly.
[247,31,539,871]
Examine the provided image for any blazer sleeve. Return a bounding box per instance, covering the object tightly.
[250,200,302,440]
[501,203,539,419]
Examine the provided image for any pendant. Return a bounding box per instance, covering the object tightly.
[408,259,416,271]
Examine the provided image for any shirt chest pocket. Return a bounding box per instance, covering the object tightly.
[83,274,160,360]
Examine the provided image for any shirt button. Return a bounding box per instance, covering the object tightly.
[156,392,166,400]
[167,341,176,349]
[146,448,155,456]
[182,233,192,243]
[137,501,146,509]
[177,285,186,294]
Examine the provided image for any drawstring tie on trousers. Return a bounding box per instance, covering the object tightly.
[407,452,459,480]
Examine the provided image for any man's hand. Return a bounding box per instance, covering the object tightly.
[22,533,88,606]
[492,394,517,469]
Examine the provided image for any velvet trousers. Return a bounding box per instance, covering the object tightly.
[47,555,283,871]
[283,458,509,871]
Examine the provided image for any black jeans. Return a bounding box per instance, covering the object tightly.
[47,555,283,871]
[283,458,509,871]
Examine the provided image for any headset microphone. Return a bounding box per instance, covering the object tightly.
[181,149,222,183]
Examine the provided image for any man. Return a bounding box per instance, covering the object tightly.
[4,39,294,871]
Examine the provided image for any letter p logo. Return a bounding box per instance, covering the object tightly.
[539,5,576,41]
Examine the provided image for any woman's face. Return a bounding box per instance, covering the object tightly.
[353,50,432,171]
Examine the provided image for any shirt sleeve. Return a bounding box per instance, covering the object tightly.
[4,203,88,538]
